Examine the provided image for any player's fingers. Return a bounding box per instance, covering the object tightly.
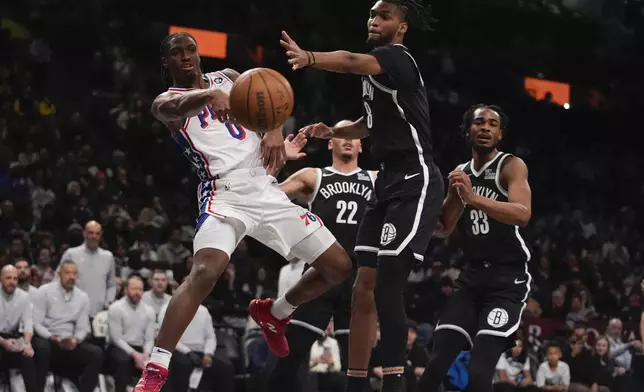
[280,40,290,49]
[282,31,294,44]
[288,58,296,64]
[296,153,306,159]
[285,134,295,142]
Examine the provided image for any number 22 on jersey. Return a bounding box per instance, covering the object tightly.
[336,200,358,224]
[470,209,489,235]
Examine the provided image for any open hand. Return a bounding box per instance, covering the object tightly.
[280,31,310,71]
[299,123,333,139]
[284,133,307,160]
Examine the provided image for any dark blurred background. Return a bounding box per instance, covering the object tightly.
[1,0,644,391]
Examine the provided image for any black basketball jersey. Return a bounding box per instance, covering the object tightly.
[361,44,433,167]
[456,152,531,264]
[310,167,375,256]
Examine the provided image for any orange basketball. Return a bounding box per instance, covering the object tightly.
[229,68,294,132]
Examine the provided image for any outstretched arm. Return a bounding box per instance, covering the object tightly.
[151,89,230,123]
[451,157,531,227]
[281,31,383,75]
[279,167,318,201]
[301,118,369,140]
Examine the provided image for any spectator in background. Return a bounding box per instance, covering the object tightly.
[32,260,103,392]
[309,322,343,392]
[142,269,171,322]
[32,247,54,287]
[536,343,570,391]
[107,275,155,392]
[493,340,536,392]
[404,320,430,392]
[277,258,306,297]
[9,234,31,264]
[0,265,37,392]
[566,294,596,324]
[562,324,598,392]
[606,318,641,391]
[156,227,190,267]
[60,220,116,318]
[592,336,617,392]
[13,257,37,298]
[160,303,234,392]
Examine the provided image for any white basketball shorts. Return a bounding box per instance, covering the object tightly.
[193,168,336,262]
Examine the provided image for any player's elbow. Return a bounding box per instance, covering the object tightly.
[517,209,531,227]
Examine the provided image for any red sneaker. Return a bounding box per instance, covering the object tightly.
[249,298,291,357]
[133,362,168,392]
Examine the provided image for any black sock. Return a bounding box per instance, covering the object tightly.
[346,369,368,392]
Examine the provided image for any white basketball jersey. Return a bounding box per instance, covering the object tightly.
[168,71,263,182]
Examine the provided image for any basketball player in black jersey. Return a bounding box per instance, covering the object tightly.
[265,120,375,392]
[280,2,442,392]
[418,104,532,392]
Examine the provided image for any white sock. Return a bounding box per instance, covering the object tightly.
[149,347,172,369]
[270,296,297,320]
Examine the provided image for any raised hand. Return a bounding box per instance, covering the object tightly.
[299,122,333,139]
[284,133,308,160]
[280,31,311,71]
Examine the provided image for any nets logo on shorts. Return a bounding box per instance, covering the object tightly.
[487,308,509,328]
[380,223,397,246]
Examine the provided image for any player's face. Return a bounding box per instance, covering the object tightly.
[329,138,362,160]
[164,35,200,80]
[367,1,407,46]
[469,108,503,153]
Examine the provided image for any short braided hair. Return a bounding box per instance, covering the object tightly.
[382,0,435,31]
[160,32,198,85]
[460,104,509,140]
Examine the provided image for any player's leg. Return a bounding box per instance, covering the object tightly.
[331,269,355,372]
[251,237,351,356]
[249,191,352,357]
[136,215,245,391]
[375,166,444,392]
[345,200,385,392]
[266,268,336,392]
[468,265,531,392]
[467,335,515,392]
[417,282,478,392]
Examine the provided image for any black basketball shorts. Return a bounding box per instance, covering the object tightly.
[289,263,355,337]
[354,161,444,267]
[434,262,531,348]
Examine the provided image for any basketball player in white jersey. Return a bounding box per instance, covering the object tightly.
[134,32,353,392]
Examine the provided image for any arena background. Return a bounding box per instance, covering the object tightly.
[1,0,644,391]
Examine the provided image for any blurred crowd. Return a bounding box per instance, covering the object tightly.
[1,0,644,391]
